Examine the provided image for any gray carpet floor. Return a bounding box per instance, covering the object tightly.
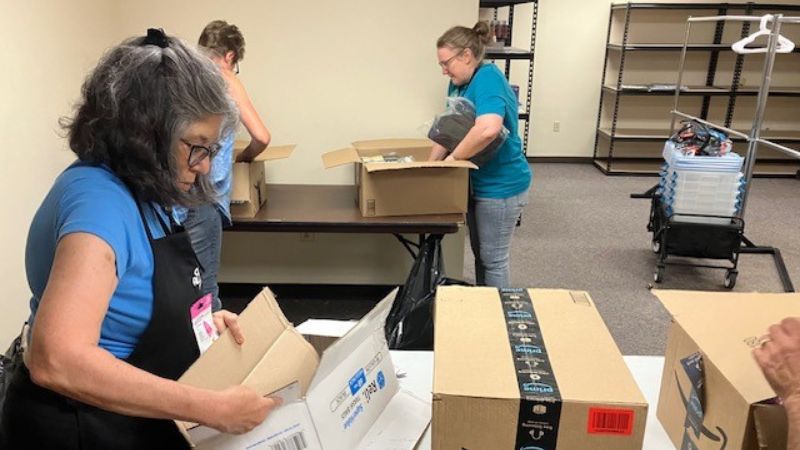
[461,163,800,356]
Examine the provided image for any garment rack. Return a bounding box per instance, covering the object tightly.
[665,13,799,292]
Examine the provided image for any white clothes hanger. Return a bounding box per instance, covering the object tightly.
[732,15,795,54]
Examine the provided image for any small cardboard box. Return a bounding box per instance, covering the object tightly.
[177,287,430,450]
[230,143,295,219]
[321,138,476,217]
[433,287,647,450]
[654,290,799,450]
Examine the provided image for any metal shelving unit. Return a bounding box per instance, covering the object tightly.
[479,0,538,153]
[593,2,800,176]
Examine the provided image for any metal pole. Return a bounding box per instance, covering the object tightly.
[739,14,783,219]
[670,20,693,133]
[688,15,764,23]
[756,139,800,160]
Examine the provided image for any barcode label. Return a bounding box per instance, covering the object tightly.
[269,431,308,450]
[587,408,634,435]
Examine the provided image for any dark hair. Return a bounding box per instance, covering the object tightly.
[437,21,492,61]
[62,32,238,207]
[198,20,246,63]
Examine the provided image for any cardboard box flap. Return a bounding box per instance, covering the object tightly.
[230,163,257,203]
[254,144,295,161]
[178,288,295,391]
[533,289,648,405]
[653,289,800,404]
[322,147,360,169]
[240,330,319,396]
[351,138,433,151]
[363,160,477,173]
[307,288,398,393]
[234,141,296,161]
[433,287,529,400]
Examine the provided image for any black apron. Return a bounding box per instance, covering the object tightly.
[1,200,204,450]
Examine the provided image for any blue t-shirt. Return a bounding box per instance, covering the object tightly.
[173,132,235,227]
[448,63,532,199]
[25,162,171,359]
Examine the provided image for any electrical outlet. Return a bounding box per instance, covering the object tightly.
[553,121,561,132]
[299,232,315,242]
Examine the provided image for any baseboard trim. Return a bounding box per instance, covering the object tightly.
[526,156,593,164]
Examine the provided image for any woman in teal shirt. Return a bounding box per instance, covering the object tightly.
[430,21,532,288]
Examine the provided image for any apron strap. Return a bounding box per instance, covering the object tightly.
[134,200,172,241]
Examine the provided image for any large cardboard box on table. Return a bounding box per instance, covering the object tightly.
[176,287,430,450]
[433,286,647,450]
[230,143,295,219]
[321,138,476,217]
[654,290,800,450]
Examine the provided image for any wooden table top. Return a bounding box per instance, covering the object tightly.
[228,184,464,234]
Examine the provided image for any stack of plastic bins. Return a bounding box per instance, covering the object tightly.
[658,141,745,224]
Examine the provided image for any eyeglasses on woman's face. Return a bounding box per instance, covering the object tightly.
[438,48,464,69]
[182,139,221,167]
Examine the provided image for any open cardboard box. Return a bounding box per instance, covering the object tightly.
[321,138,476,217]
[653,290,800,450]
[176,287,430,450]
[230,142,295,219]
[433,287,648,450]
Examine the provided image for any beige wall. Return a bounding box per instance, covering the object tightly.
[0,1,118,345]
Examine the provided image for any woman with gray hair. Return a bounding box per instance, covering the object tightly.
[0,29,279,450]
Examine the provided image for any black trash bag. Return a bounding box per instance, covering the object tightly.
[0,333,23,444]
[385,235,471,350]
[427,97,509,167]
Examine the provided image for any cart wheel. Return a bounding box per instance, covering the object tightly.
[724,271,738,290]
[654,267,664,283]
[651,239,661,254]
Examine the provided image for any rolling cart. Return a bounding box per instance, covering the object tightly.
[642,13,799,293]
[648,193,744,288]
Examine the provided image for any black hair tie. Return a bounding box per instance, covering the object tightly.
[143,28,169,48]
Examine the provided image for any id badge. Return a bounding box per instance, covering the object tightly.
[190,294,219,354]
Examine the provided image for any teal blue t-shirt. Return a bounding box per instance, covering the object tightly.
[448,63,532,199]
[25,162,171,359]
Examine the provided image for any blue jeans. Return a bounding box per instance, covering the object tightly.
[467,188,530,288]
[182,204,222,311]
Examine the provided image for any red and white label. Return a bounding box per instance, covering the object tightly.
[587,407,635,435]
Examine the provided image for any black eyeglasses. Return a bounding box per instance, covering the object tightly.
[182,139,221,167]
[438,48,464,69]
